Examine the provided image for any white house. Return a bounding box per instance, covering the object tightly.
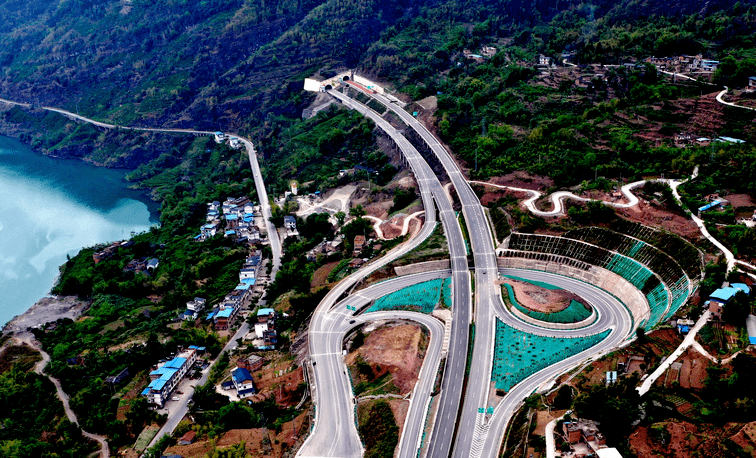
[214,132,226,143]
[284,216,297,230]
[231,367,256,398]
[239,268,256,281]
[229,137,242,149]
[255,322,269,339]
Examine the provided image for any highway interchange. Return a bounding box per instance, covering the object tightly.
[297,85,639,458]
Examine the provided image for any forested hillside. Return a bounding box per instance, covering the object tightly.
[1,0,755,169]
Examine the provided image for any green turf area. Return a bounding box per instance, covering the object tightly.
[133,426,159,452]
[492,320,610,391]
[367,278,448,314]
[503,284,593,324]
[502,275,562,290]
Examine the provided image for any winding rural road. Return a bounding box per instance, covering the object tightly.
[17,335,110,457]
[0,97,283,272]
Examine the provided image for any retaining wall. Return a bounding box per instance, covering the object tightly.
[395,259,452,276]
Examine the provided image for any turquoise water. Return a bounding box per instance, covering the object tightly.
[0,136,158,326]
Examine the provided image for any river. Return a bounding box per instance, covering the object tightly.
[0,135,158,327]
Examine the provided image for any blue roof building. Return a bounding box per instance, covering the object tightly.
[231,367,256,398]
[710,286,742,303]
[257,308,275,316]
[731,283,751,295]
[217,308,234,319]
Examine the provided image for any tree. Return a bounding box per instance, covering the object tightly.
[335,211,346,226]
[350,205,366,219]
[723,291,752,326]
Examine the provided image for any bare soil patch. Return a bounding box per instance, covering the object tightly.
[250,358,304,407]
[380,214,408,239]
[489,171,554,191]
[346,324,425,395]
[730,421,756,453]
[388,399,410,441]
[630,421,746,458]
[678,348,710,390]
[726,193,755,208]
[615,197,702,241]
[500,278,587,314]
[533,409,567,436]
[311,261,340,289]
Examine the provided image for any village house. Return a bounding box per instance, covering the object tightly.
[214,306,237,331]
[538,54,552,66]
[353,235,366,256]
[229,137,242,149]
[708,283,750,319]
[284,215,297,231]
[747,315,756,345]
[105,368,130,385]
[183,297,206,321]
[748,76,756,92]
[562,418,607,455]
[231,367,257,398]
[214,131,226,143]
[237,354,265,373]
[146,258,160,272]
[481,46,497,58]
[179,430,197,446]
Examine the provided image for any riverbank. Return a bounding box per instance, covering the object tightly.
[2,295,89,336]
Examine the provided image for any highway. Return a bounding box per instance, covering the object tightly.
[299,270,450,458]
[298,88,471,458]
[369,90,507,458]
[321,89,472,458]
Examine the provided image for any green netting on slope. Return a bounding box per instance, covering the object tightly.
[367,279,445,314]
[627,240,645,258]
[645,283,668,328]
[441,277,452,308]
[492,320,611,391]
[503,284,592,324]
[606,254,653,290]
[502,275,562,290]
[663,277,691,322]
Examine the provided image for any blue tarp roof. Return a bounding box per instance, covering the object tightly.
[232,367,253,383]
[227,214,238,220]
[202,223,215,229]
[711,286,742,302]
[225,230,236,235]
[732,283,751,295]
[141,388,151,395]
[148,378,169,391]
[216,308,233,318]
[257,308,275,316]
[165,357,187,369]
[194,234,202,239]
[236,280,255,290]
[206,311,216,320]
[698,201,724,212]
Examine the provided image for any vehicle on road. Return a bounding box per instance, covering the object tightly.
[171,397,179,401]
